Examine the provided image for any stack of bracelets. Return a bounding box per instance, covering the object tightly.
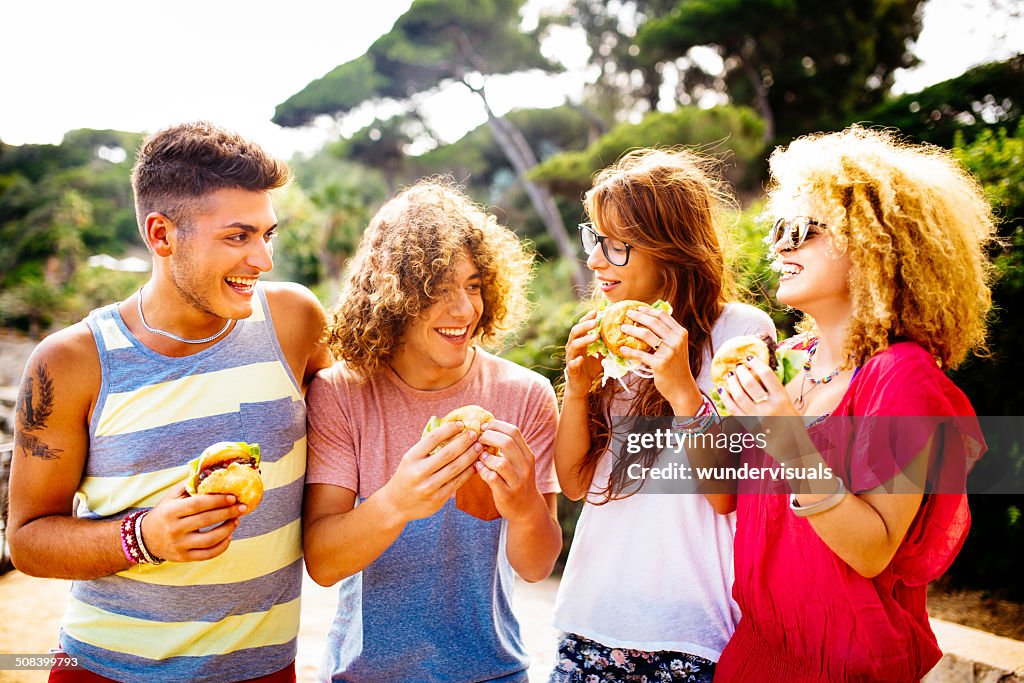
[120,509,164,565]
[671,393,720,435]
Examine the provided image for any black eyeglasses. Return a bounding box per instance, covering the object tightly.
[578,222,633,266]
[766,216,826,251]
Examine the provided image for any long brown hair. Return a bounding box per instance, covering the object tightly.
[581,148,737,500]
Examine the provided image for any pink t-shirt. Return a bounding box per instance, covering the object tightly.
[304,348,560,681]
[306,348,559,496]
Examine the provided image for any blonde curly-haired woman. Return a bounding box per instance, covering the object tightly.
[715,126,995,682]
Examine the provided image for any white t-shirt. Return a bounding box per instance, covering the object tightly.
[553,302,776,662]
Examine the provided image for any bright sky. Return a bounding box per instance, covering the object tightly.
[2,0,1022,159]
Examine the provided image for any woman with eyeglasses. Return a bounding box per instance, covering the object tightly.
[713,126,993,682]
[549,148,775,682]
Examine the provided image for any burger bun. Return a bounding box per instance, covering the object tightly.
[197,463,264,511]
[600,300,654,357]
[710,335,774,390]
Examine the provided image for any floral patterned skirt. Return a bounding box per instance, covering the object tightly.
[549,632,716,683]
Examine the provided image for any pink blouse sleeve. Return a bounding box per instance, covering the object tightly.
[844,342,985,584]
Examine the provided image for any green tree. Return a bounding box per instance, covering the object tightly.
[634,0,924,143]
[550,0,680,119]
[273,0,589,287]
[530,105,767,200]
[942,125,1024,599]
[860,54,1023,148]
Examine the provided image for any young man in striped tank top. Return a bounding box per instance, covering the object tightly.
[8,121,332,682]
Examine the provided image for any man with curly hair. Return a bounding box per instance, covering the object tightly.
[303,178,562,682]
[8,121,331,681]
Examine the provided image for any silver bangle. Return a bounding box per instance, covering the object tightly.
[790,477,847,518]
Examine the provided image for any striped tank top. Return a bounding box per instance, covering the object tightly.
[63,286,306,682]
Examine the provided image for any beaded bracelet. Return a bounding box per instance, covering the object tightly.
[672,393,720,435]
[120,510,147,565]
[119,509,164,565]
[789,477,847,518]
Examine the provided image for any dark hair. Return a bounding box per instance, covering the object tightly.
[131,121,290,243]
[581,147,736,501]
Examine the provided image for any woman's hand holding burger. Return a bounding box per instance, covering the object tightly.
[616,306,704,415]
[718,355,795,419]
[562,310,604,399]
[715,349,812,467]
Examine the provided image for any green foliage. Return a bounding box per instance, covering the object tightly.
[283,153,390,296]
[950,125,1024,416]
[860,55,1023,148]
[938,124,1024,599]
[636,0,923,142]
[552,0,681,117]
[274,0,558,128]
[499,258,582,384]
[529,105,767,199]
[726,204,799,337]
[273,58,386,127]
[1,130,143,332]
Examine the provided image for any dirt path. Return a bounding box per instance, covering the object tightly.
[0,569,558,683]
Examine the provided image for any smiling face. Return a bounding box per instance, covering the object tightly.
[164,187,277,321]
[769,199,852,318]
[585,218,666,305]
[390,249,484,389]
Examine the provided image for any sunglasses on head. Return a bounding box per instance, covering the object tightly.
[766,216,827,251]
[578,222,633,266]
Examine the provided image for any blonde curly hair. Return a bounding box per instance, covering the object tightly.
[765,125,998,370]
[327,178,534,375]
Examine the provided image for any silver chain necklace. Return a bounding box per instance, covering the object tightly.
[137,287,232,344]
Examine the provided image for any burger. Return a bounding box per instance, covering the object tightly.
[422,405,500,521]
[710,335,803,414]
[185,441,263,512]
[710,335,778,389]
[585,299,673,386]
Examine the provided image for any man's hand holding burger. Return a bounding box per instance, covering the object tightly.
[474,418,546,522]
[377,421,481,524]
[140,485,247,563]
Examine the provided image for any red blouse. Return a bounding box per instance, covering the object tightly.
[715,341,985,682]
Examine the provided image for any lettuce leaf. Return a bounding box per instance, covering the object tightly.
[713,347,808,416]
[587,299,673,388]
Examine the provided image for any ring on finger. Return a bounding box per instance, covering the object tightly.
[753,394,770,404]
[652,338,663,350]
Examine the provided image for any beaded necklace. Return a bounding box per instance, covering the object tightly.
[794,340,844,409]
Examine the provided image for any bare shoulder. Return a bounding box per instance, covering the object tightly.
[16,322,100,452]
[263,281,322,310]
[262,282,332,387]
[264,282,326,327]
[23,322,100,392]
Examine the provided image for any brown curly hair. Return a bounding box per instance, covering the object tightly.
[765,126,998,370]
[327,178,534,376]
[579,147,738,500]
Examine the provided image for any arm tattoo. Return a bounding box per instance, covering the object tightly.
[15,362,64,460]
